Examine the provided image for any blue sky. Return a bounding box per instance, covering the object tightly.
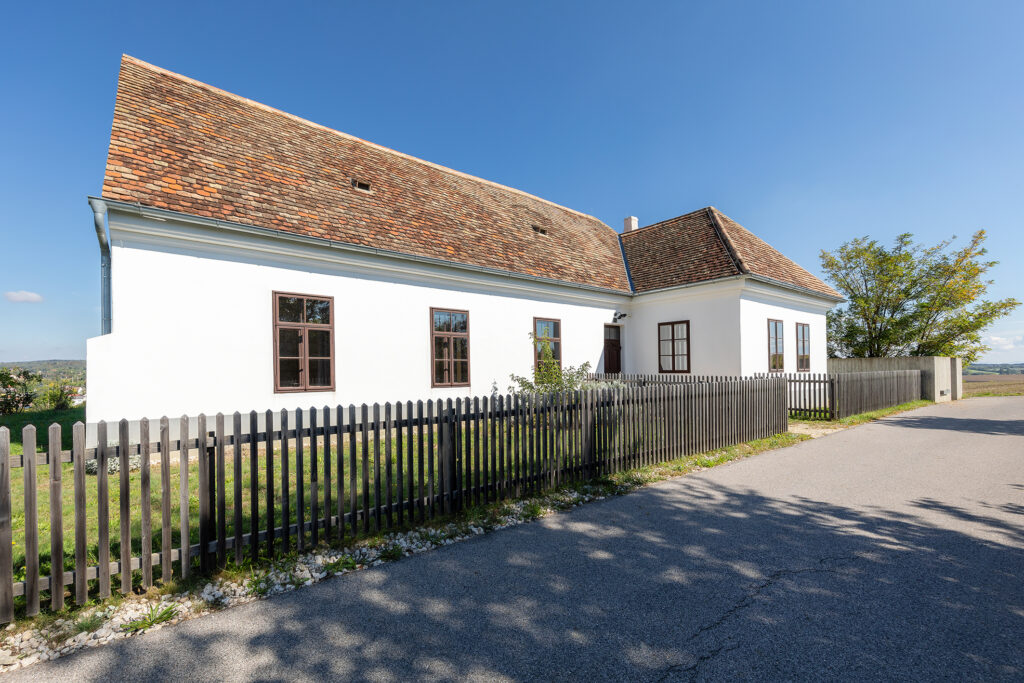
[1,1,1021,362]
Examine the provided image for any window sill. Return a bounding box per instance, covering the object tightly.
[274,386,336,394]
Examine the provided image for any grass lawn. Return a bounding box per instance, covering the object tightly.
[0,407,85,456]
[8,432,455,584]
[8,416,666,586]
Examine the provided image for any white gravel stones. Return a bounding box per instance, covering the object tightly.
[0,481,625,674]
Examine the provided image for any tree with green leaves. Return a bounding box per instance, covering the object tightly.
[508,333,592,394]
[0,366,41,415]
[821,230,1019,364]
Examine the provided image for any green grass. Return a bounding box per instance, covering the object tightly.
[0,406,85,456]
[122,603,176,632]
[600,432,811,488]
[790,399,932,429]
[73,612,104,634]
[7,431,451,588]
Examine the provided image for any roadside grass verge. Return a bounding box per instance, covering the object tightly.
[790,399,932,430]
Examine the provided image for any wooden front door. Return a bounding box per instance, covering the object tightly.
[604,325,622,374]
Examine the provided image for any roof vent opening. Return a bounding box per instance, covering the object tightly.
[351,178,372,192]
[532,225,548,236]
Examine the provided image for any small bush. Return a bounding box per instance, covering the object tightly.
[508,334,592,395]
[86,454,142,475]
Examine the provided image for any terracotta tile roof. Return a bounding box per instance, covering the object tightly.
[102,56,632,292]
[620,208,741,292]
[621,207,840,298]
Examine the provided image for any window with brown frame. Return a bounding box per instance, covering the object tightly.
[273,292,335,392]
[658,320,690,373]
[534,317,561,369]
[768,319,784,372]
[796,323,810,372]
[431,308,470,387]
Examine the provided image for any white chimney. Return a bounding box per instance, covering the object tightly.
[624,216,639,232]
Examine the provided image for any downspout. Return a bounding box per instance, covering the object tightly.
[89,198,112,334]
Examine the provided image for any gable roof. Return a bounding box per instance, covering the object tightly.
[101,56,632,293]
[621,207,841,298]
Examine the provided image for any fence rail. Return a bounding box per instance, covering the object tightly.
[0,377,787,622]
[591,370,922,420]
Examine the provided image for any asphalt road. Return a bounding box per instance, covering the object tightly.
[13,397,1024,681]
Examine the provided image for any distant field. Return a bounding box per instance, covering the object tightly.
[962,374,1024,397]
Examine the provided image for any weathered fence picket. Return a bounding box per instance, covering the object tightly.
[22,427,37,616]
[140,418,152,589]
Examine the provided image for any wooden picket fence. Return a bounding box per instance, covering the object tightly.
[589,373,744,385]
[784,373,835,420]
[0,377,787,622]
[592,371,922,420]
[830,370,922,418]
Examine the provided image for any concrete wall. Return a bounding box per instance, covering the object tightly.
[949,357,963,400]
[827,356,960,402]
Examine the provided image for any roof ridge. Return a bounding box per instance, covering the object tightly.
[710,207,840,298]
[706,207,748,274]
[619,206,713,238]
[119,54,612,229]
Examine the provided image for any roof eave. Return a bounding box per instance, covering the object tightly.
[744,274,845,303]
[631,273,844,303]
[94,197,634,298]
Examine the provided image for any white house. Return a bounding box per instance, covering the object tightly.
[86,56,842,423]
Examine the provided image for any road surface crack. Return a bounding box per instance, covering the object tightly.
[656,554,860,681]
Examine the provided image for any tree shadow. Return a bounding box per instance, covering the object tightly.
[15,478,1024,681]
[881,415,1024,436]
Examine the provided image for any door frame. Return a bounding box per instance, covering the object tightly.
[603,324,622,373]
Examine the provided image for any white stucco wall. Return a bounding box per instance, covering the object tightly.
[86,211,626,423]
[738,282,831,375]
[86,208,839,426]
[624,280,744,375]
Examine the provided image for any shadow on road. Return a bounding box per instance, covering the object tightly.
[37,477,1024,681]
[883,415,1024,436]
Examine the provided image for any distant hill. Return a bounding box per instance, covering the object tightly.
[965,362,1024,375]
[0,360,86,386]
